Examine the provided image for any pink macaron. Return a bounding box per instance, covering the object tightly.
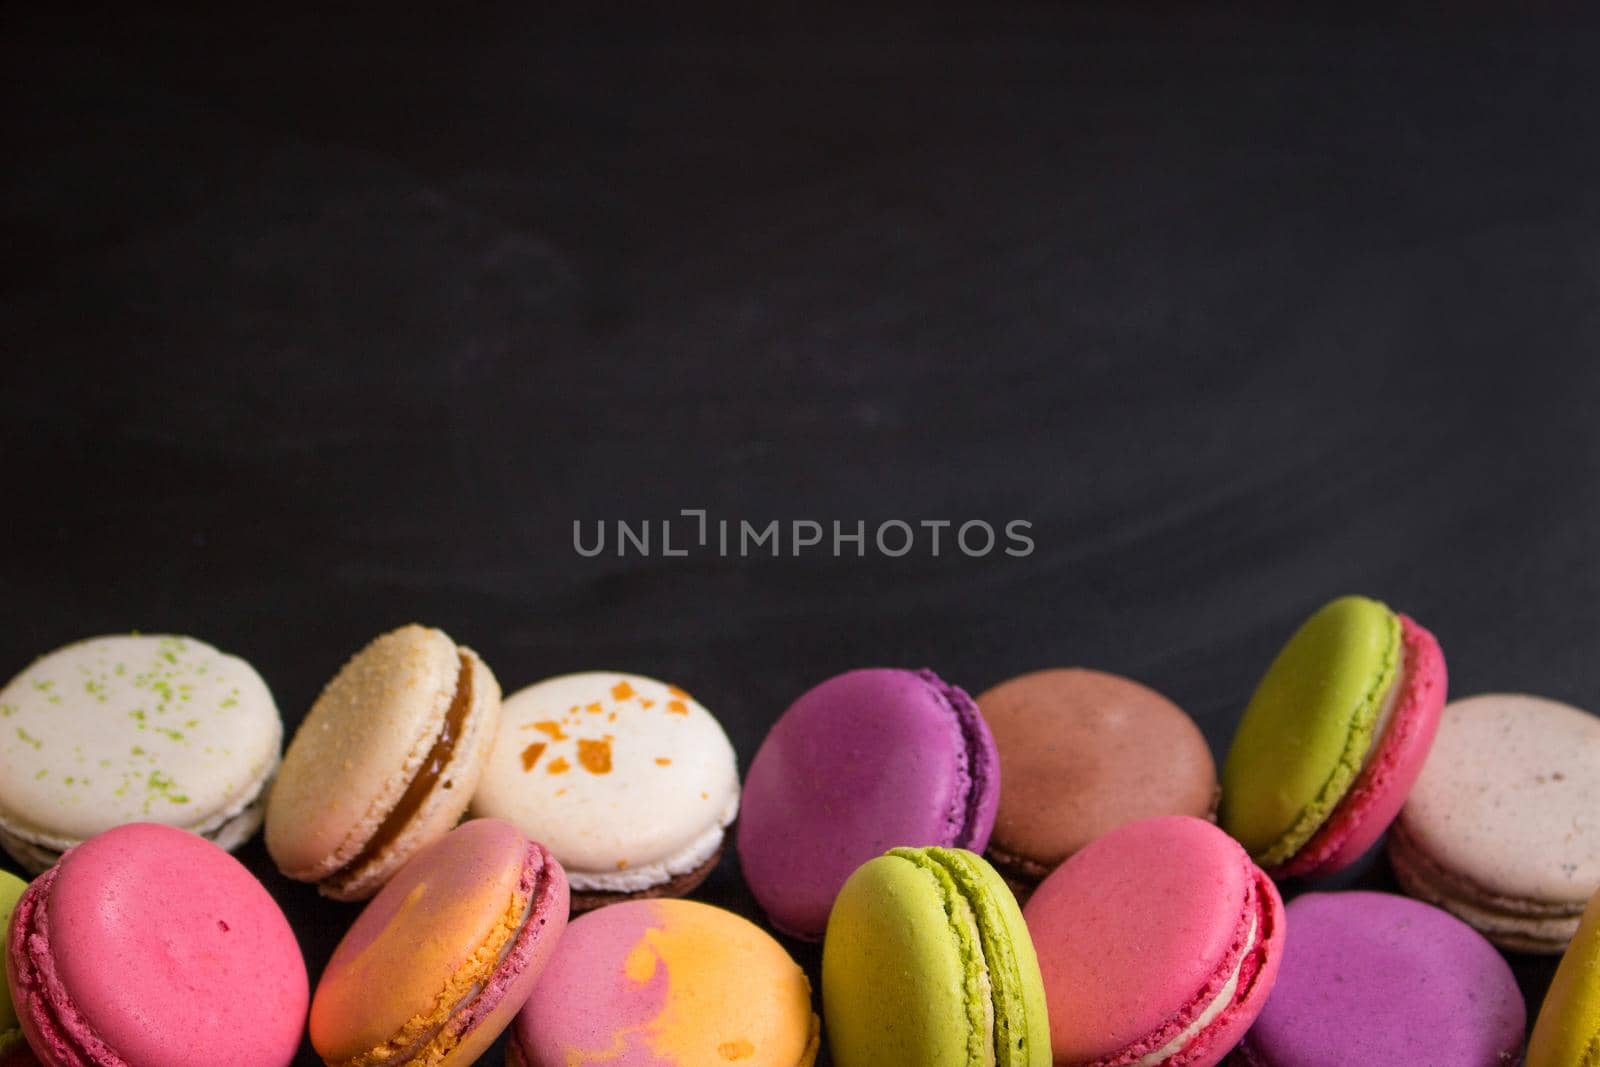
[1024,815,1284,1067]
[5,823,307,1067]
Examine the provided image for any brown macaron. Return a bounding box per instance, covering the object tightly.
[979,668,1218,892]
[266,624,502,901]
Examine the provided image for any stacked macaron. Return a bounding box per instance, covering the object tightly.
[0,592,1596,1066]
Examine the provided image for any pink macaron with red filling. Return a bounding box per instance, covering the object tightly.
[5,823,307,1067]
[1024,815,1284,1067]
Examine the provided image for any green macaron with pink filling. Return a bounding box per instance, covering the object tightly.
[1220,595,1447,878]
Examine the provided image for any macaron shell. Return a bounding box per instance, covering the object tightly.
[267,625,501,898]
[980,668,1216,876]
[1240,891,1525,1067]
[0,635,281,864]
[1527,887,1600,1067]
[470,672,740,892]
[513,898,818,1067]
[738,668,998,939]
[1024,815,1283,1067]
[9,823,306,1067]
[0,872,25,1051]
[1273,614,1446,878]
[311,819,567,1066]
[1220,596,1400,866]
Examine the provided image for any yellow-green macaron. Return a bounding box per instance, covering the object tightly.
[823,847,1050,1067]
[1527,888,1600,1067]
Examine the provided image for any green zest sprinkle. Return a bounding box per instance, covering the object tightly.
[16,728,41,749]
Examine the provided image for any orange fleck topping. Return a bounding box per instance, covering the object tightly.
[617,859,629,869]
[668,684,690,699]
[700,791,709,800]
[533,721,568,741]
[554,788,567,796]
[578,738,613,775]
[586,702,603,714]
[639,698,655,709]
[718,1040,755,1060]
[611,681,635,701]
[608,712,617,722]
[655,757,672,766]
[667,700,688,715]
[521,742,546,772]
[547,757,571,775]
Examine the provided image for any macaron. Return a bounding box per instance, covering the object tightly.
[310,818,567,1067]
[738,667,999,939]
[1388,692,1600,953]
[1235,891,1525,1067]
[1220,595,1446,879]
[823,846,1050,1067]
[1024,815,1283,1067]
[0,871,34,1067]
[267,623,502,900]
[978,668,1216,891]
[5,823,307,1067]
[470,672,739,912]
[1527,888,1600,1067]
[0,634,282,873]
[509,898,819,1067]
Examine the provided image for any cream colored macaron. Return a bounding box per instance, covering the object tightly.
[470,671,739,911]
[0,634,282,873]
[1389,693,1600,953]
[266,624,501,901]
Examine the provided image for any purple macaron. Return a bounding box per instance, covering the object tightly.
[737,667,999,940]
[1235,891,1525,1067]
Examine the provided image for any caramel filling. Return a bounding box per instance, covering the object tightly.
[328,653,473,889]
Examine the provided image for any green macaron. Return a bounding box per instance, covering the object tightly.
[1221,595,1402,869]
[0,870,28,1059]
[822,846,1050,1067]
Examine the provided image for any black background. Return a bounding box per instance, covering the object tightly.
[4,6,1599,1064]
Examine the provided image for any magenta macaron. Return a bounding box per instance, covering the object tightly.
[1235,891,1525,1067]
[1024,815,1284,1067]
[5,823,307,1067]
[737,667,999,940]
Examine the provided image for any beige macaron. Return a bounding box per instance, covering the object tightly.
[265,624,501,901]
[1389,692,1600,953]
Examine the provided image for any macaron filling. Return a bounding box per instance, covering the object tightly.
[328,840,554,1067]
[9,866,135,1067]
[888,847,1036,1067]
[323,652,473,895]
[1091,869,1277,1067]
[1254,610,1402,870]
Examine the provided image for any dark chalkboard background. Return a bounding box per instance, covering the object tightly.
[4,6,1598,1064]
